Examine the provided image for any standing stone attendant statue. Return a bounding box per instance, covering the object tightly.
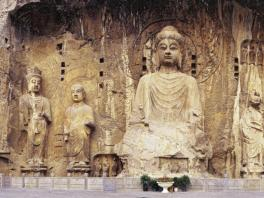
[240,91,264,178]
[64,84,95,169]
[19,67,52,166]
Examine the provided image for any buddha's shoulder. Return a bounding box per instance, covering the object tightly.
[179,72,197,82]
[138,72,197,83]
[138,73,152,83]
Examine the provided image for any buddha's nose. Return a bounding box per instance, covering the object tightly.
[165,50,171,55]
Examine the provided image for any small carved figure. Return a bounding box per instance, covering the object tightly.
[64,84,95,168]
[105,79,116,119]
[110,157,118,177]
[240,91,264,177]
[249,41,256,65]
[93,158,102,177]
[102,157,110,177]
[19,67,52,166]
[256,45,263,66]
[240,42,248,64]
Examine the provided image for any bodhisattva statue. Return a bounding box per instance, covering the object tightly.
[64,84,95,168]
[117,26,212,176]
[240,91,264,177]
[19,67,52,166]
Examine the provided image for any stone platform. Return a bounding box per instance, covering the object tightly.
[1,189,264,198]
[0,175,141,192]
[1,174,264,192]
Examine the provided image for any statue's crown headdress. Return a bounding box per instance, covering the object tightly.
[26,67,42,80]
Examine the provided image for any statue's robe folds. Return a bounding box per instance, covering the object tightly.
[240,106,264,173]
[19,94,52,163]
[118,72,212,175]
[64,103,94,163]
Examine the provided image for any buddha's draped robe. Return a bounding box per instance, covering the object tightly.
[118,71,212,175]
[131,72,202,125]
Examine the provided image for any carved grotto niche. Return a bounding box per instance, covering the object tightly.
[116,25,212,177]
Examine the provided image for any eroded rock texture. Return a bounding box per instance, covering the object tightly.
[0,0,263,178]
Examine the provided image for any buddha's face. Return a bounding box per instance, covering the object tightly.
[71,85,84,103]
[28,76,41,93]
[157,38,181,67]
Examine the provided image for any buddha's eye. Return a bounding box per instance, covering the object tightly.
[170,44,178,50]
[159,44,167,50]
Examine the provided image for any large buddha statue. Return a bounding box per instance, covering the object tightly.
[117,26,212,176]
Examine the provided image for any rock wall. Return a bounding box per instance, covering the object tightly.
[0,0,263,177]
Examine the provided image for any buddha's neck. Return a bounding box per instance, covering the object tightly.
[159,65,179,73]
[29,92,40,97]
[72,101,85,106]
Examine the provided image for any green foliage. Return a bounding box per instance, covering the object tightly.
[149,179,162,192]
[140,174,162,192]
[140,174,151,191]
[173,175,191,191]
[140,174,151,184]
[140,174,191,192]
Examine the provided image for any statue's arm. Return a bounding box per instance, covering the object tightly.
[188,78,203,126]
[85,108,95,131]
[43,98,52,124]
[129,76,148,125]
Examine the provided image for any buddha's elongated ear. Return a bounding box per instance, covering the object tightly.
[177,51,183,70]
[152,49,160,71]
[82,88,86,100]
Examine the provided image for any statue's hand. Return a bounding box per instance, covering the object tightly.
[64,135,68,142]
[64,132,69,142]
[86,121,95,131]
[42,112,48,119]
[21,128,28,133]
[143,119,149,127]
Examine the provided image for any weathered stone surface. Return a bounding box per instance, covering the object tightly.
[0,0,264,179]
[116,26,212,177]
[64,83,95,176]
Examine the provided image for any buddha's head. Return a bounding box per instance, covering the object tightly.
[154,26,184,70]
[71,83,85,103]
[26,67,42,94]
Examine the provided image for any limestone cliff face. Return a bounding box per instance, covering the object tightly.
[0,0,263,177]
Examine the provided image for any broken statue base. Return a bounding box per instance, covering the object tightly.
[116,122,212,177]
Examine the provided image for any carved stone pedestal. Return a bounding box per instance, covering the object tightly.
[67,165,91,176]
[158,156,189,174]
[21,165,47,176]
[92,154,121,177]
[0,150,10,160]
[241,165,264,178]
